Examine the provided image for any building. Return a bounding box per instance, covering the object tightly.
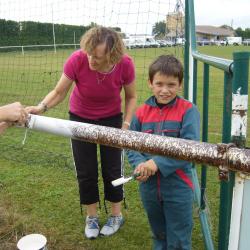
[196,25,235,41]
[165,11,184,40]
[165,14,236,44]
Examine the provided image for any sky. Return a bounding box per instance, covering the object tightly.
[195,0,250,29]
[0,0,249,35]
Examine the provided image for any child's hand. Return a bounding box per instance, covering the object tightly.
[134,160,158,182]
[0,102,28,123]
[0,122,12,135]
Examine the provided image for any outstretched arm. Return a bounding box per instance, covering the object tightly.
[0,102,27,123]
[0,102,28,135]
[26,74,73,114]
[122,81,137,129]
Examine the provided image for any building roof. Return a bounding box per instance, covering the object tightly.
[196,25,234,36]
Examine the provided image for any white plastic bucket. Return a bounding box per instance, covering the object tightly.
[17,234,47,250]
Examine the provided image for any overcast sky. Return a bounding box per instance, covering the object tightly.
[0,0,249,34]
[195,0,249,29]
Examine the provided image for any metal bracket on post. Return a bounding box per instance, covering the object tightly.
[217,143,235,181]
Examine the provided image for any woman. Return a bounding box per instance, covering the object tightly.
[26,26,137,239]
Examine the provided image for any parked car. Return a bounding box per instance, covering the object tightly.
[165,40,174,47]
[123,39,136,49]
[175,38,185,46]
[145,38,160,48]
[157,40,168,47]
[243,39,250,46]
[197,40,211,46]
[220,37,242,46]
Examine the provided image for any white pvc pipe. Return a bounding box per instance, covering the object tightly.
[228,173,244,250]
[28,114,75,137]
[25,115,250,172]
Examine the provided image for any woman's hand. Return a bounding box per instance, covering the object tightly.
[25,104,45,115]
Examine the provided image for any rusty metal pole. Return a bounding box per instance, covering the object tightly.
[26,114,250,174]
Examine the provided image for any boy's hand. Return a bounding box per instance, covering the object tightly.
[134,160,158,182]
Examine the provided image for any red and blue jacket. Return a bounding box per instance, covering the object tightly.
[127,95,200,202]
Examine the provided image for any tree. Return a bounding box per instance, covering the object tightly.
[152,21,166,38]
[235,27,244,37]
[235,27,250,39]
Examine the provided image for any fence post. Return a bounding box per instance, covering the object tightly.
[218,51,249,250]
[184,0,189,99]
[228,52,249,250]
[218,72,233,250]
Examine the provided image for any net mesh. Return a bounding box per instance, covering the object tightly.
[0,0,184,167]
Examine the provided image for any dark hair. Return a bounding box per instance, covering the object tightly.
[80,26,125,65]
[148,55,183,83]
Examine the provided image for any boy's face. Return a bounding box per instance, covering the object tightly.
[148,72,182,104]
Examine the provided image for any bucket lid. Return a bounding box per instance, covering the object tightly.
[17,234,47,250]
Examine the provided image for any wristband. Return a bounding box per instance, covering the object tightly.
[38,102,48,112]
[123,121,130,126]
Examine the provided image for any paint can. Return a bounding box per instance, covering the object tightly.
[17,234,47,250]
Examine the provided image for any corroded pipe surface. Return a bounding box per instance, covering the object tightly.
[27,115,250,174]
[72,124,250,173]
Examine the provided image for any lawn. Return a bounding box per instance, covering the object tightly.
[0,45,249,249]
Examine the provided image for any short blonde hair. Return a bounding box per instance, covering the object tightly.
[80,26,125,65]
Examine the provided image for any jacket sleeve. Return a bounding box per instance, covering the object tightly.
[126,115,147,169]
[152,105,200,177]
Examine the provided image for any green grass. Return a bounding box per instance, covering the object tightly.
[0,45,249,249]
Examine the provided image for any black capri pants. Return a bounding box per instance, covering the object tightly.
[69,112,124,205]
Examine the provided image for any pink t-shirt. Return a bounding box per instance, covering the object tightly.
[64,50,135,120]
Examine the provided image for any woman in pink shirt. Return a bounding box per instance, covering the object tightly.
[26,27,137,239]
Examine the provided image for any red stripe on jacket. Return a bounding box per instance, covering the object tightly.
[175,169,194,190]
[136,98,193,123]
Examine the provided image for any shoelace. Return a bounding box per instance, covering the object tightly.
[87,218,99,229]
[106,216,122,227]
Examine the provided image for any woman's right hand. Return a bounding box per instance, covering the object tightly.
[25,105,44,115]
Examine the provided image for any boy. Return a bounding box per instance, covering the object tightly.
[127,55,200,250]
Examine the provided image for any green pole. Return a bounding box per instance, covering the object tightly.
[184,0,190,99]
[193,59,197,105]
[218,72,233,250]
[188,2,214,249]
[231,52,249,147]
[218,52,250,250]
[201,63,209,209]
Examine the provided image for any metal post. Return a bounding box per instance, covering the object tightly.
[192,59,197,105]
[184,0,189,99]
[74,31,76,49]
[188,1,215,248]
[218,71,233,250]
[228,52,249,250]
[52,4,56,54]
[201,63,209,209]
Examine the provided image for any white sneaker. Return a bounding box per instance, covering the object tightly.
[85,216,99,239]
[100,215,124,236]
